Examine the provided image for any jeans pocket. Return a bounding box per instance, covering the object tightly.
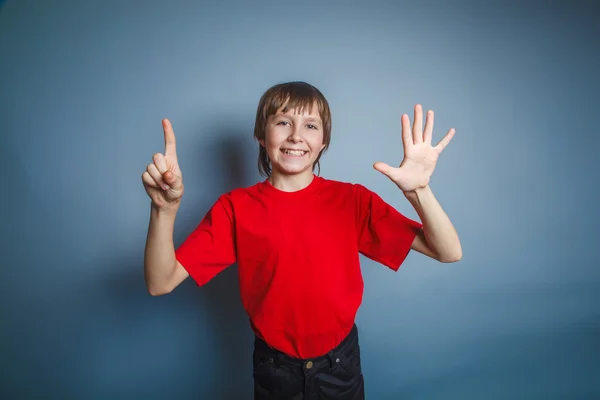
[253,353,274,377]
[338,354,362,377]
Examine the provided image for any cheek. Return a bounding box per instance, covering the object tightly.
[265,135,286,157]
[310,135,325,152]
[264,130,280,149]
[266,137,282,151]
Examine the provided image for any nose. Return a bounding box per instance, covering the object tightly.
[288,125,303,143]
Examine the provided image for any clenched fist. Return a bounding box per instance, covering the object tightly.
[142,119,184,212]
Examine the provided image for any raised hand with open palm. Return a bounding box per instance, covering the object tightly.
[141,119,184,211]
[373,104,455,192]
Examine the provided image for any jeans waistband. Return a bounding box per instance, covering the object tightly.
[254,324,359,367]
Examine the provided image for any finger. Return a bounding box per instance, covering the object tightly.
[434,128,456,153]
[142,171,159,188]
[153,152,168,174]
[401,114,412,151]
[163,119,178,163]
[373,162,394,177]
[413,104,423,144]
[147,163,170,190]
[423,109,434,144]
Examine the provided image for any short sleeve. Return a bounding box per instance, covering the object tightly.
[175,196,237,286]
[354,184,423,271]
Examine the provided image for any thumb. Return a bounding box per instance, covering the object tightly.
[163,170,183,190]
[373,162,394,177]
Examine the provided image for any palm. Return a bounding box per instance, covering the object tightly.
[374,105,455,192]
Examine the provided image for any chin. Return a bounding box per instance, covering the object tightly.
[272,160,314,176]
[277,165,312,175]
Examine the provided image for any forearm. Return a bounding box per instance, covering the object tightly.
[404,185,462,262]
[144,205,179,293]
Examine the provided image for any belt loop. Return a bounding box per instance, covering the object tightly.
[274,353,284,367]
[327,350,338,368]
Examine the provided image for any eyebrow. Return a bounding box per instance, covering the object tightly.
[303,117,322,124]
[273,114,322,124]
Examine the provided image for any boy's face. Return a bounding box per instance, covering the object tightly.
[261,102,326,177]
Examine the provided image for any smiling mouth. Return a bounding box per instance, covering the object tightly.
[281,149,308,157]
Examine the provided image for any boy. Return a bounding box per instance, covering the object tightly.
[142,81,462,399]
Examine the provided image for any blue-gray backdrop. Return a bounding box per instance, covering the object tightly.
[1,0,599,398]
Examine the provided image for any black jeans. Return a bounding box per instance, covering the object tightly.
[253,325,365,400]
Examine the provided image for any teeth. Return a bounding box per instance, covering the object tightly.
[284,149,305,156]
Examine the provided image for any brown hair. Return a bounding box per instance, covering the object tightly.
[253,81,332,177]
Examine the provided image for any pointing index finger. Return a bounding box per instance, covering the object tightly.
[162,118,178,162]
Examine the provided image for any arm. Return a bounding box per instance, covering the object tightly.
[373,104,461,263]
[404,186,462,262]
[144,206,189,295]
[141,118,188,295]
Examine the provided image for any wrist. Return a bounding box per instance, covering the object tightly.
[403,185,429,197]
[151,202,180,218]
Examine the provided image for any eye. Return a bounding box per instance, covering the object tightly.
[307,124,318,130]
[277,121,290,126]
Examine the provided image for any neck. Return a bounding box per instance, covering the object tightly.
[269,170,315,192]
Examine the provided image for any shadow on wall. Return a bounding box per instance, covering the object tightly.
[180,126,260,399]
[84,125,258,400]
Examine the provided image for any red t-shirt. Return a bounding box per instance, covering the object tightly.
[175,175,422,359]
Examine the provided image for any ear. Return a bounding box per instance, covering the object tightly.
[259,139,265,147]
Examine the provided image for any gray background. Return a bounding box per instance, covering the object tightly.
[1,0,599,398]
